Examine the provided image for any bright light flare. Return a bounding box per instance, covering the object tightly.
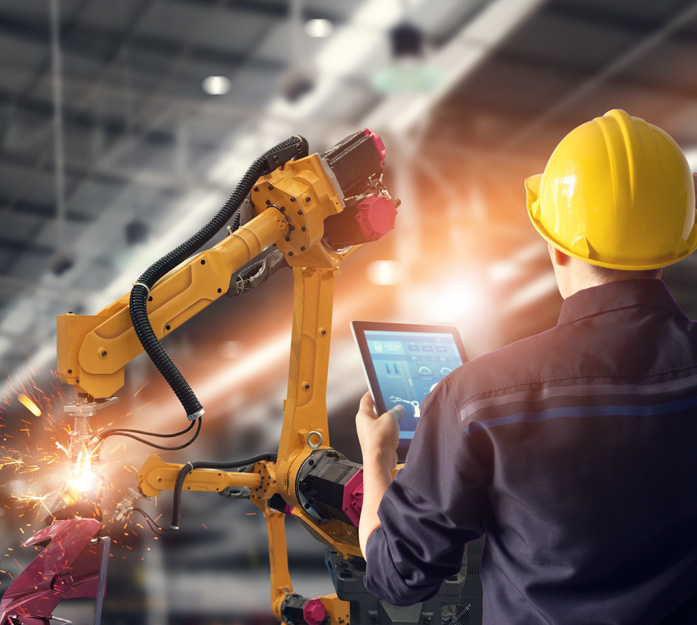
[18,394,41,417]
[68,449,103,494]
[421,280,484,323]
[367,260,404,286]
[202,75,231,95]
[304,18,334,38]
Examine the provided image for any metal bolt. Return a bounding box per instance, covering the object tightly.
[301,226,307,232]
[300,246,306,251]
[305,197,311,203]
[288,251,294,256]
[101,350,107,357]
[297,209,303,215]
[290,197,296,202]
[268,184,274,191]
[304,383,310,390]
[285,236,291,242]
[166,325,171,331]
[253,186,258,192]
[200,259,206,265]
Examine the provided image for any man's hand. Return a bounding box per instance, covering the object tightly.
[355,392,404,556]
[356,392,404,468]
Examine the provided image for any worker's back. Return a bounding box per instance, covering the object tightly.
[455,279,697,624]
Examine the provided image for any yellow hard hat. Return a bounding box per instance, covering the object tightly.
[525,109,697,270]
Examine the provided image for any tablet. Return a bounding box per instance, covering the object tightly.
[351,321,467,460]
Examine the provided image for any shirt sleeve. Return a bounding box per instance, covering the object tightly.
[363,377,488,606]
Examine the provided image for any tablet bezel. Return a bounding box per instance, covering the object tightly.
[351,320,468,460]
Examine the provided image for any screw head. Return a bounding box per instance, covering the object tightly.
[268,184,274,191]
[290,197,296,202]
[253,186,258,192]
[305,197,311,203]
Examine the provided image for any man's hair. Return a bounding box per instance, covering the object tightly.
[588,264,662,283]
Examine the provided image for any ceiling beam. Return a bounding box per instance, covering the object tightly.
[0,9,284,72]
[0,192,92,224]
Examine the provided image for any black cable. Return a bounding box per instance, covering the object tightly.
[97,419,196,441]
[98,417,202,451]
[131,507,176,537]
[129,136,309,421]
[169,452,277,530]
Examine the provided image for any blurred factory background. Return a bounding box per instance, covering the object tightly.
[1,0,697,623]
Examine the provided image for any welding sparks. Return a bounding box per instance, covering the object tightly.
[17,394,41,417]
[0,456,24,470]
[11,492,53,516]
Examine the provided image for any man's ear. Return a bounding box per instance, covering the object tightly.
[549,243,569,267]
[554,247,569,266]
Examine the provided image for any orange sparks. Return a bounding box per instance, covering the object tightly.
[0,456,23,470]
[18,394,41,417]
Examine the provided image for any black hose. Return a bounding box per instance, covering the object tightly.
[129,136,308,421]
[98,419,196,441]
[170,453,277,529]
[97,417,202,451]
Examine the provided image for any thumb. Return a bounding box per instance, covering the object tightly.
[389,404,405,421]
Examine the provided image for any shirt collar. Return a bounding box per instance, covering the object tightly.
[557,279,687,326]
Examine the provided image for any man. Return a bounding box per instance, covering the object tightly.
[355,110,697,624]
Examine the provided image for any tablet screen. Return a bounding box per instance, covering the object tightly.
[351,321,467,457]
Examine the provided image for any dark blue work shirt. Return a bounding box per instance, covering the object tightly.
[365,279,697,624]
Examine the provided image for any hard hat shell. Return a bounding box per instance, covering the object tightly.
[525,109,697,270]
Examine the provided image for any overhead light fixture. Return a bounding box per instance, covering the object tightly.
[202,75,231,95]
[305,18,333,38]
[371,20,444,95]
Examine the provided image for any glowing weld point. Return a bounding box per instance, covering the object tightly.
[18,394,41,417]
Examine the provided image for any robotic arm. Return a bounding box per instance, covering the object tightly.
[51,129,399,625]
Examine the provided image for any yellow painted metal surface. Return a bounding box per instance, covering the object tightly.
[137,454,262,498]
[57,208,288,398]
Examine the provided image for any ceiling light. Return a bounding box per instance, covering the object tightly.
[202,75,231,95]
[304,18,333,38]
